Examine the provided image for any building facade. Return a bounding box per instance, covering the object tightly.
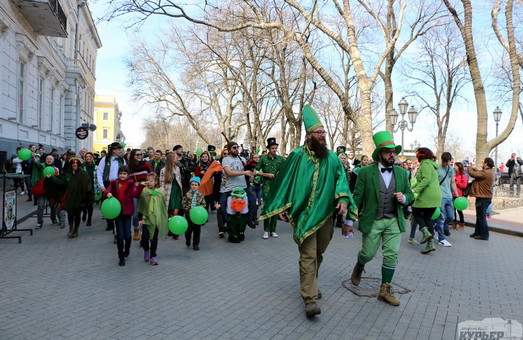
[92,95,124,152]
[0,0,101,164]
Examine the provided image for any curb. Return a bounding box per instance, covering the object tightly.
[464,222,523,238]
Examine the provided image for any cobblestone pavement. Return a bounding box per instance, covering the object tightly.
[1,207,523,339]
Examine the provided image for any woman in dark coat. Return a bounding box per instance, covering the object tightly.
[59,157,93,238]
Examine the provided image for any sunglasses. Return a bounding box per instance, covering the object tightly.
[223,153,229,155]
[230,146,239,149]
[135,154,143,156]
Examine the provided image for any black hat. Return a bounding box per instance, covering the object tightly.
[336,145,346,155]
[207,145,216,152]
[266,138,278,148]
[109,142,122,150]
[173,145,183,151]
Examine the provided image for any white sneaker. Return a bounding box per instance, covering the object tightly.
[438,239,452,247]
[262,232,269,239]
[20,191,26,195]
[271,232,278,238]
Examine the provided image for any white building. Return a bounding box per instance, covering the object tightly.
[0,0,101,164]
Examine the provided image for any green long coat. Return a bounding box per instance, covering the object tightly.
[60,168,93,212]
[351,163,413,234]
[411,159,442,208]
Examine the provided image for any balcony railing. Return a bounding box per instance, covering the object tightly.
[13,0,67,37]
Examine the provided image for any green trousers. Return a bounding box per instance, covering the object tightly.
[357,217,401,268]
[298,218,333,304]
[228,214,248,238]
[263,215,278,232]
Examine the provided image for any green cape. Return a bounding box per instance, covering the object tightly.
[260,145,357,244]
[138,187,169,239]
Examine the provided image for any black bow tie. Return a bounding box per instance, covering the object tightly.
[381,167,392,173]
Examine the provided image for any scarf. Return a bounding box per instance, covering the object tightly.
[190,190,199,208]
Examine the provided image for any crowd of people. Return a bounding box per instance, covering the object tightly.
[5,105,503,317]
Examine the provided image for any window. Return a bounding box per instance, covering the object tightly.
[49,88,55,132]
[102,128,108,139]
[18,61,25,121]
[103,111,109,120]
[37,79,44,128]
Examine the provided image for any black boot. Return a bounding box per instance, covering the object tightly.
[72,225,79,238]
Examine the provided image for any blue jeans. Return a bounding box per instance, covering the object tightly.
[474,198,491,239]
[115,215,132,259]
[409,218,418,239]
[248,183,263,205]
[435,198,454,241]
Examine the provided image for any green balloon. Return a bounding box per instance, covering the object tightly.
[195,148,202,157]
[43,166,55,176]
[431,207,441,220]
[454,197,468,211]
[18,148,32,161]
[255,148,260,154]
[94,192,102,201]
[168,216,188,235]
[101,197,121,219]
[189,206,208,225]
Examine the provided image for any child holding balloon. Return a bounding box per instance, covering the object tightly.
[181,177,207,250]
[104,165,144,266]
[137,172,168,265]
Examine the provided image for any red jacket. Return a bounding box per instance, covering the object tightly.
[104,179,144,215]
[454,172,468,197]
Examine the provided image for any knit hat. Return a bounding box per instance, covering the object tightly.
[371,131,402,161]
[225,141,238,151]
[190,176,201,184]
[302,105,323,133]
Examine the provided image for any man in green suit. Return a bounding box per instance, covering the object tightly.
[343,131,413,306]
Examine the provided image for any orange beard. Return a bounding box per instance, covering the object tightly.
[231,198,247,212]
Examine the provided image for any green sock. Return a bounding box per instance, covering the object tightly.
[382,266,395,284]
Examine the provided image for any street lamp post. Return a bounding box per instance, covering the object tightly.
[390,98,418,156]
[410,139,421,153]
[493,106,502,168]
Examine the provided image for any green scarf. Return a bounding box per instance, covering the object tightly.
[138,187,169,239]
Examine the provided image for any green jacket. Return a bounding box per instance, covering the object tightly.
[57,168,93,211]
[411,159,442,208]
[351,163,413,234]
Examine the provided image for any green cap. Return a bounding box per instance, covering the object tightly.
[303,105,323,133]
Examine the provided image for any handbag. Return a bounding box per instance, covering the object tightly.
[462,180,474,197]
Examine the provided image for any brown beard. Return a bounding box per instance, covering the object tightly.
[308,136,329,159]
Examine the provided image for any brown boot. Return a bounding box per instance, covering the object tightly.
[351,264,364,286]
[67,225,74,238]
[457,223,465,230]
[305,302,321,317]
[450,222,457,229]
[378,283,400,306]
[133,228,140,241]
[72,226,79,238]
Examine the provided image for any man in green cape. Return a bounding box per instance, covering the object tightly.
[342,131,414,306]
[260,105,357,317]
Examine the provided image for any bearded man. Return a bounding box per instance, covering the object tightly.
[260,105,356,317]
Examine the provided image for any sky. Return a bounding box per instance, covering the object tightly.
[90,1,522,163]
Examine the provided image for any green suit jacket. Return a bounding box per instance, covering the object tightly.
[351,163,413,234]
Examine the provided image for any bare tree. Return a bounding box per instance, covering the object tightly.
[403,22,469,158]
[443,0,521,162]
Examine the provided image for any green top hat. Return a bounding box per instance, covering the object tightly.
[371,131,402,161]
[231,188,247,198]
[302,105,323,133]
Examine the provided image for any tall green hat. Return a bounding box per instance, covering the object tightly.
[303,105,323,133]
[371,131,402,161]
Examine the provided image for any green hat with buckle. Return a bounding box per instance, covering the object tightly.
[230,188,247,198]
[371,131,402,161]
[303,105,323,133]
